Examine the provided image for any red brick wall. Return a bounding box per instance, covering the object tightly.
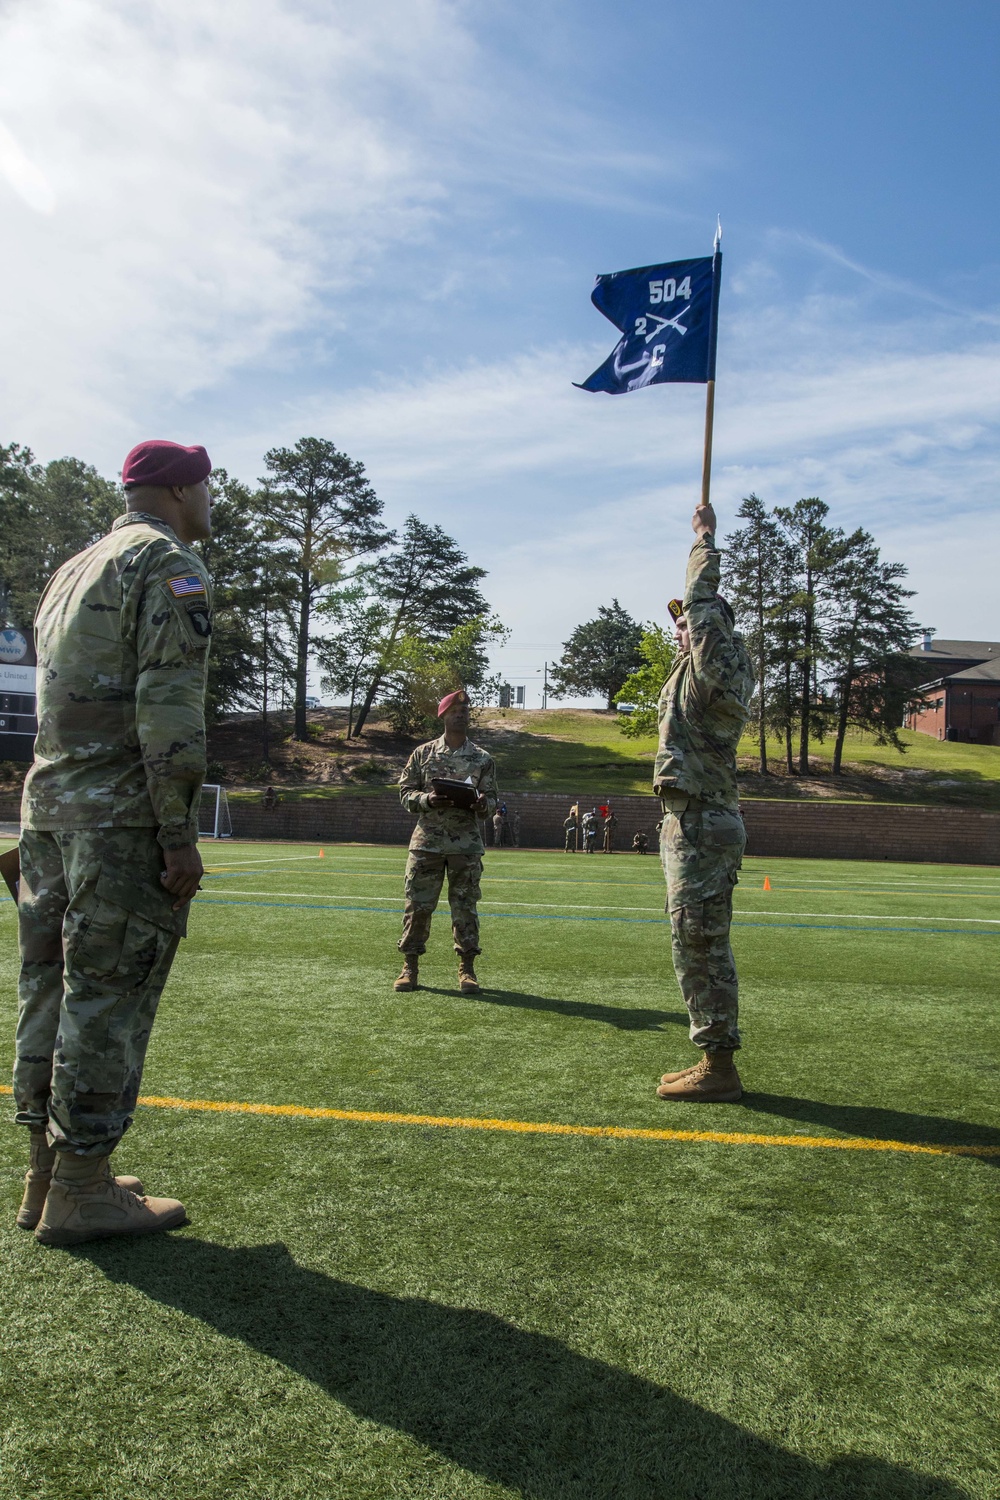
[3,794,997,865]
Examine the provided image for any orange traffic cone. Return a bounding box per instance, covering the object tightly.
[763,875,771,891]
[319,849,325,858]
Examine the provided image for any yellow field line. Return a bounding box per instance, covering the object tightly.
[1,1085,990,1158]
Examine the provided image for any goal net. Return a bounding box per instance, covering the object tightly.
[198,783,233,840]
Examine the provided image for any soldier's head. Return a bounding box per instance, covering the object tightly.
[667,596,689,654]
[438,688,470,738]
[122,441,214,543]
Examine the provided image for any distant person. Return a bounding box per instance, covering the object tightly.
[563,812,578,853]
[510,809,521,847]
[654,501,752,1104]
[582,809,598,854]
[602,808,618,854]
[14,439,214,1246]
[395,689,498,996]
[632,832,649,854]
[492,808,504,847]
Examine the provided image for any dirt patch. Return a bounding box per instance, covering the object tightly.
[205,709,418,793]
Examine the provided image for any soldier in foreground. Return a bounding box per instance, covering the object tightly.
[395,690,498,995]
[13,439,214,1244]
[654,501,752,1103]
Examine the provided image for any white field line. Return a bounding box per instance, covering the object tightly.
[207,848,1000,887]
[203,855,323,870]
[205,867,999,899]
[201,888,1000,923]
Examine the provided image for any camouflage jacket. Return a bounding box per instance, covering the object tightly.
[21,513,212,847]
[653,534,752,810]
[399,735,498,853]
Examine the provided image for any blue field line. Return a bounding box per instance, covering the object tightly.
[194,898,999,936]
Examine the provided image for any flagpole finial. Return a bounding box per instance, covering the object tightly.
[714,216,722,251]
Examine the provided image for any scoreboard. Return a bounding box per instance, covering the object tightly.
[0,627,37,762]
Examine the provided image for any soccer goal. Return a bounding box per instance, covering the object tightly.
[199,783,233,840]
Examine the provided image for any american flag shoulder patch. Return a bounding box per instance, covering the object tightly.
[167,575,206,598]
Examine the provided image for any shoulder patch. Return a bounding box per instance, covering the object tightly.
[167,575,206,598]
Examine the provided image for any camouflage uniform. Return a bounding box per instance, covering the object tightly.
[582,813,597,854]
[563,816,577,853]
[14,513,211,1153]
[654,534,753,1052]
[602,812,617,853]
[398,736,498,957]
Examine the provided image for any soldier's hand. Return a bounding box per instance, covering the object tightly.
[161,843,204,909]
[427,792,453,809]
[475,794,488,812]
[692,502,716,537]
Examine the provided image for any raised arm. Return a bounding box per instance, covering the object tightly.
[683,506,742,708]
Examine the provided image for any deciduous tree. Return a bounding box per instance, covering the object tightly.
[614,624,677,739]
[549,600,643,710]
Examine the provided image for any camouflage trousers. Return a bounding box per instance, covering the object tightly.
[14,828,186,1155]
[398,850,483,957]
[660,799,746,1052]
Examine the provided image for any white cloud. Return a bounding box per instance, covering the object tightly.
[0,0,466,456]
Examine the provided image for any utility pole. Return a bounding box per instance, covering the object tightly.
[542,661,549,710]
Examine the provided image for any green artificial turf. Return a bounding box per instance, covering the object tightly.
[1,838,999,1499]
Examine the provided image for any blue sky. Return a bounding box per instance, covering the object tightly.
[1,0,998,704]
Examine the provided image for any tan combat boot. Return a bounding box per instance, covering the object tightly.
[659,1059,706,1087]
[656,1049,742,1103]
[16,1131,144,1231]
[393,957,419,992]
[34,1152,186,1247]
[457,957,481,995]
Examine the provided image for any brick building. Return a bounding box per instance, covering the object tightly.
[906,635,1000,744]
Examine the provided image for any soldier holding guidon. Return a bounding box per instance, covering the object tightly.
[654,501,753,1103]
[395,690,498,996]
[13,440,215,1244]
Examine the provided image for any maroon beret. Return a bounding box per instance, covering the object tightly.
[438,689,468,717]
[122,440,212,490]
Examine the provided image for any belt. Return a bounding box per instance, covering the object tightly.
[659,794,739,816]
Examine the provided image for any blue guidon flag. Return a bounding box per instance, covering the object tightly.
[575,250,721,395]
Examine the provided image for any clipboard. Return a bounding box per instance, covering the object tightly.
[0,846,19,903]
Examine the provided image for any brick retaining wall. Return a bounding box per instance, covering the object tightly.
[3,794,997,865]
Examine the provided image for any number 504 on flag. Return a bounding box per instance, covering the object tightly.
[574,248,721,394]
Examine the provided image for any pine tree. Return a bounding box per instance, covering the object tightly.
[346,515,489,738]
[773,498,845,774]
[722,494,792,774]
[821,530,927,772]
[1,445,120,627]
[258,437,391,741]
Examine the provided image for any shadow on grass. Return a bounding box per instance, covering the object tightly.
[742,1093,1000,1166]
[84,1238,967,1500]
[417,986,687,1032]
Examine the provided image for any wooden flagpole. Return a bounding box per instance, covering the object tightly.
[700,378,715,509]
[699,218,722,510]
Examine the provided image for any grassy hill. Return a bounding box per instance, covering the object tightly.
[190,706,1000,810]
